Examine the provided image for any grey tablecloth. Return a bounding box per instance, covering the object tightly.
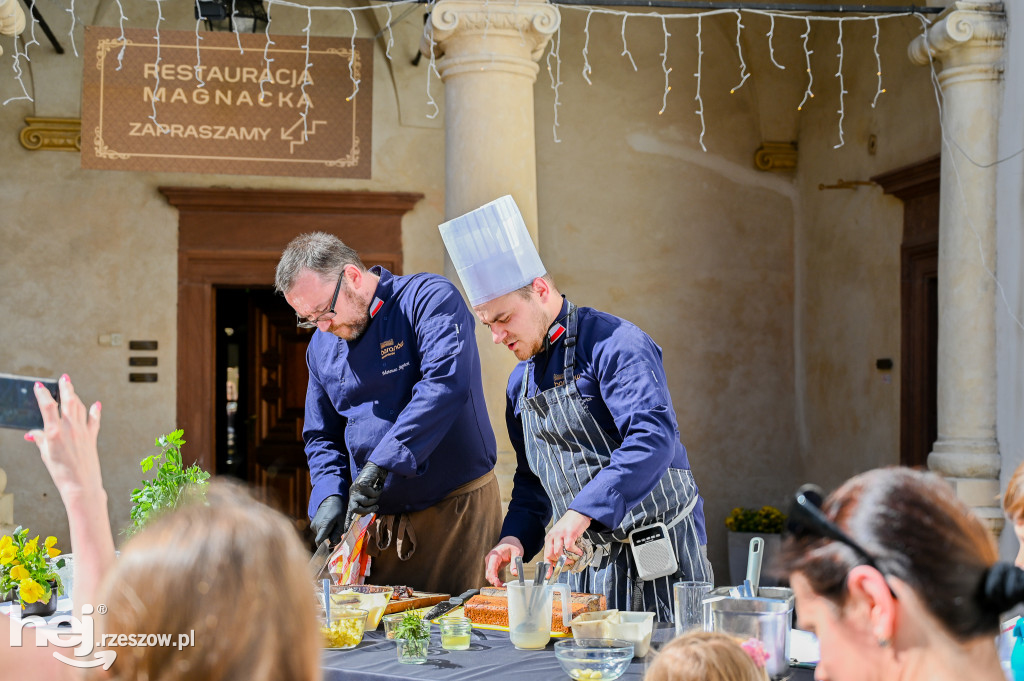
[321,623,815,681]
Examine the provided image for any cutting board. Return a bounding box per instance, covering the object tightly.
[383,591,449,614]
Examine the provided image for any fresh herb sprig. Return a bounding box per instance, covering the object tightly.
[394,612,430,657]
[127,429,210,536]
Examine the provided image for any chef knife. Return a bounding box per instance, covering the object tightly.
[308,540,332,581]
[422,588,480,621]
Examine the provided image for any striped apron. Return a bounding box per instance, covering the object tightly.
[518,303,712,622]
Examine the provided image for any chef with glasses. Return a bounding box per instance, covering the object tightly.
[275,232,502,595]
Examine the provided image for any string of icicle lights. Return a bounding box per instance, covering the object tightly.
[5,0,925,149]
[547,5,928,151]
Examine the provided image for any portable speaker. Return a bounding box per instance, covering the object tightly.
[628,522,679,581]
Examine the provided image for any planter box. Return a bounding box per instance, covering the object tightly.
[727,531,783,587]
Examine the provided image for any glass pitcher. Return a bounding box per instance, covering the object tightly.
[507,579,572,650]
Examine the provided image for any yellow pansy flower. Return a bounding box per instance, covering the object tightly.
[0,546,15,565]
[23,537,38,556]
[47,548,62,559]
[45,537,58,549]
[18,578,46,604]
[0,535,11,551]
[10,564,30,581]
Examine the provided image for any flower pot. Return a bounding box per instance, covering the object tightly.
[727,531,782,587]
[13,580,59,617]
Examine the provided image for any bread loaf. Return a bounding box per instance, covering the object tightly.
[464,588,607,634]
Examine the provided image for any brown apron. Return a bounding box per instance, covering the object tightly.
[363,470,501,595]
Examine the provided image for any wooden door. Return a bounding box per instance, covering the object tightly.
[248,289,313,525]
[873,157,940,469]
[161,187,421,527]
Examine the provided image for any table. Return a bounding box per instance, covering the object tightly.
[322,624,815,681]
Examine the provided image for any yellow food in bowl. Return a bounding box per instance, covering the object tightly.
[320,608,367,649]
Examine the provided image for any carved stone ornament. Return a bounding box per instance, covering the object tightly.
[0,0,26,58]
[753,142,798,173]
[20,117,83,152]
[423,0,560,73]
[908,1,1006,70]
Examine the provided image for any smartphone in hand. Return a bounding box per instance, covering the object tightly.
[0,372,60,430]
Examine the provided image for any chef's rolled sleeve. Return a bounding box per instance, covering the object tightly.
[368,300,475,477]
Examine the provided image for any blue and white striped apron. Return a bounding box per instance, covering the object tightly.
[518,303,711,622]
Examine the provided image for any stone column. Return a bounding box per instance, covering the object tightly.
[0,468,13,535]
[424,0,560,509]
[909,2,1007,532]
[0,0,26,57]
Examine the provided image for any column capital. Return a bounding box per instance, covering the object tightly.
[908,2,1006,68]
[423,0,560,79]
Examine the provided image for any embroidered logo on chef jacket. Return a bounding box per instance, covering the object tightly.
[369,297,384,318]
[547,322,566,345]
[553,372,583,388]
[380,338,406,359]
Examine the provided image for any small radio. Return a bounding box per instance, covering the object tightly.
[628,522,679,581]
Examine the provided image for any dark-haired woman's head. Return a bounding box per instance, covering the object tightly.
[779,467,1003,681]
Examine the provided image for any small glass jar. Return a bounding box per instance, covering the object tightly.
[439,616,472,651]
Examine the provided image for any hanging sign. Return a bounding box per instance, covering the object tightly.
[81,26,372,178]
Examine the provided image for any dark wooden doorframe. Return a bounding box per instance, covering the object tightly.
[159,187,422,472]
[873,156,940,469]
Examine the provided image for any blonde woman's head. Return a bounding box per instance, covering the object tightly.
[645,631,768,681]
[97,481,320,681]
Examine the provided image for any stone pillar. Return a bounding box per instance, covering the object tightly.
[0,0,27,57]
[0,467,13,535]
[909,2,1007,532]
[424,0,560,510]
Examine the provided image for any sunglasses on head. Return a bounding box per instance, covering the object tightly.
[787,484,898,599]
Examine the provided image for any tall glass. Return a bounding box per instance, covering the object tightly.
[673,581,713,636]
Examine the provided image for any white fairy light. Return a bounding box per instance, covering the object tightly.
[797,17,814,111]
[4,35,32,106]
[344,7,360,101]
[299,6,312,139]
[148,0,166,132]
[22,0,39,51]
[871,17,886,108]
[193,1,206,88]
[115,0,128,70]
[657,16,671,115]
[694,15,706,151]
[231,0,245,54]
[620,14,636,72]
[546,25,563,143]
[581,10,594,84]
[425,4,440,120]
[258,0,276,104]
[833,19,847,149]
[729,11,749,94]
[767,14,784,70]
[65,0,79,57]
[384,3,394,61]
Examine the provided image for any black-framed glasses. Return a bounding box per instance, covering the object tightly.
[787,484,898,599]
[296,270,344,329]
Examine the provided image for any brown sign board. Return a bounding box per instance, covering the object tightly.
[81,26,372,178]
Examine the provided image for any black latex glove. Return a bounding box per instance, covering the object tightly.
[311,494,346,546]
[344,462,389,531]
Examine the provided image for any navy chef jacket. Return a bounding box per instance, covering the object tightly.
[501,298,707,557]
[302,267,497,519]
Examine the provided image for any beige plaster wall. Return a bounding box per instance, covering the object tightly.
[792,16,940,490]
[0,0,445,549]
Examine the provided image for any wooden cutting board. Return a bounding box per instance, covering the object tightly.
[383,591,449,614]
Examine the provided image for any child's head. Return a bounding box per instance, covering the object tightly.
[645,631,769,681]
[1004,462,1024,568]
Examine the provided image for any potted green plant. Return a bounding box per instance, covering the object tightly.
[394,611,430,664]
[0,528,65,615]
[724,505,786,586]
[127,429,210,536]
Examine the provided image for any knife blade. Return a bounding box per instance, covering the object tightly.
[308,540,332,581]
[422,588,480,621]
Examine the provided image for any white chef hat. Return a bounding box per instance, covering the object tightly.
[438,195,546,306]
